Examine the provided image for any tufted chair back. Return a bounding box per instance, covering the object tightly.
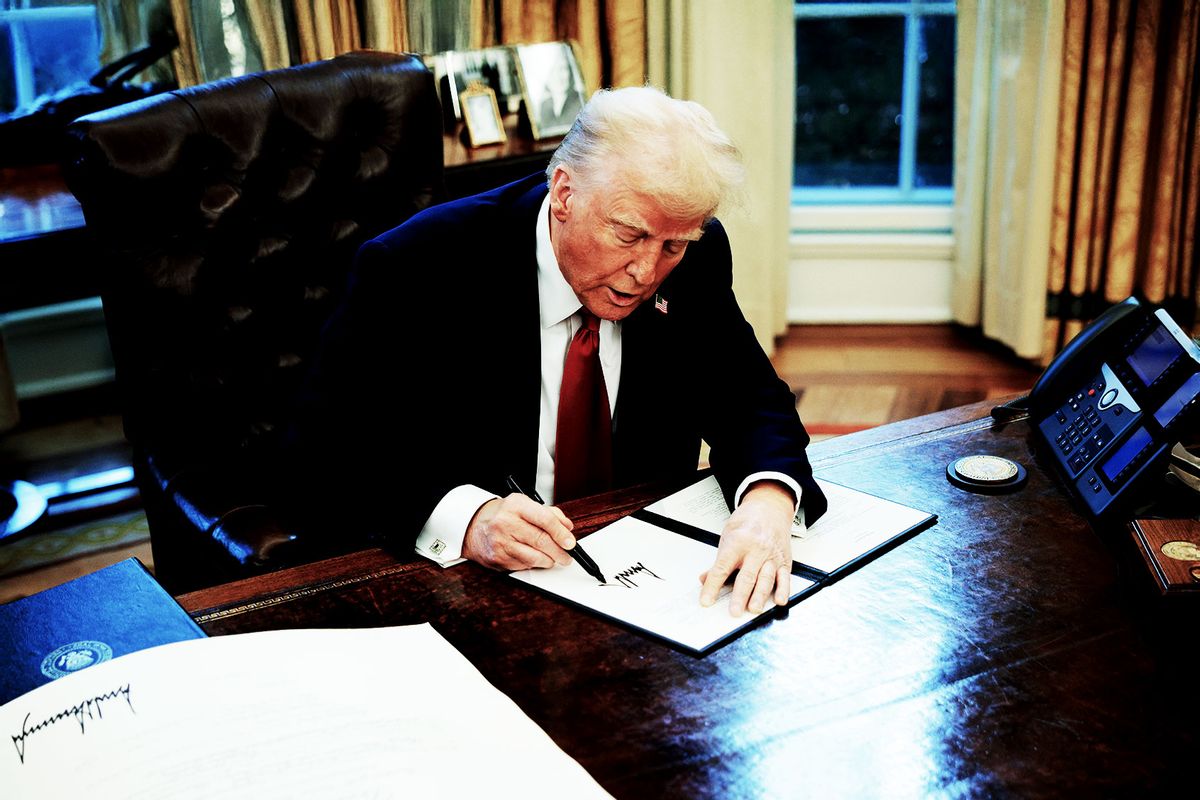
[63,52,445,592]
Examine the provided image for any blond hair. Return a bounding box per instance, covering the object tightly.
[546,86,744,221]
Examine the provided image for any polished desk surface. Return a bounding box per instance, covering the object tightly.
[178,399,1192,797]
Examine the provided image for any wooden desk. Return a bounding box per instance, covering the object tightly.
[178,399,1193,797]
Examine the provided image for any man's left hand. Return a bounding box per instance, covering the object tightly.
[699,481,797,616]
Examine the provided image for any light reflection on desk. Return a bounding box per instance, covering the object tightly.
[697,565,955,797]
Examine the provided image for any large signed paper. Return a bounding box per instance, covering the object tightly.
[1,624,610,799]
[645,475,934,574]
[511,515,818,653]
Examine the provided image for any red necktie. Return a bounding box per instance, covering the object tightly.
[554,312,613,502]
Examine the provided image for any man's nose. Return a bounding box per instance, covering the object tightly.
[626,245,657,284]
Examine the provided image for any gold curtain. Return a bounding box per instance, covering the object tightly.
[361,0,410,53]
[1045,0,1200,357]
[292,1,362,64]
[493,0,646,92]
[164,0,202,87]
[142,0,641,91]
[244,1,291,71]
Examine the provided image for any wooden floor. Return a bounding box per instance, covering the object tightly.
[783,324,1039,439]
[0,324,1041,601]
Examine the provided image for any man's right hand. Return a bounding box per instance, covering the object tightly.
[462,494,577,570]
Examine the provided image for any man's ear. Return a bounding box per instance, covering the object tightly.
[549,166,573,222]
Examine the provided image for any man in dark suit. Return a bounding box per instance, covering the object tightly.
[293,87,826,616]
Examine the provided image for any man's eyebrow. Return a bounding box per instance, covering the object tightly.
[608,215,647,233]
[608,215,704,241]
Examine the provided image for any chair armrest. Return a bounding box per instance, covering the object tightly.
[145,453,301,572]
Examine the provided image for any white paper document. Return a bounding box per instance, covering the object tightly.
[1,624,611,799]
[511,515,818,653]
[645,475,934,574]
[643,475,749,534]
[790,479,933,574]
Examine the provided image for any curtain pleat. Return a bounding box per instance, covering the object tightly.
[244,0,292,70]
[1045,0,1200,357]
[469,0,494,50]
[363,0,410,53]
[165,0,203,87]
[291,0,319,64]
[291,1,362,63]
[605,1,644,88]
[495,0,645,93]
[951,0,1066,360]
[315,1,360,59]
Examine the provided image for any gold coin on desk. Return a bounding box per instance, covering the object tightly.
[946,455,1027,494]
[1160,540,1200,561]
[953,455,1019,483]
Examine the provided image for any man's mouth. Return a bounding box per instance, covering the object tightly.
[607,287,640,306]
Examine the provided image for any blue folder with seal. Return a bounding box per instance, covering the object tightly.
[0,558,205,706]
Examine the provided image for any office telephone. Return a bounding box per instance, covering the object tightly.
[1028,297,1200,517]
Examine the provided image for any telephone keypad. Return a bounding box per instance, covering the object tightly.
[1047,381,1117,475]
[1060,421,1113,474]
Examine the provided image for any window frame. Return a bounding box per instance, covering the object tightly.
[792,0,956,207]
[0,3,100,120]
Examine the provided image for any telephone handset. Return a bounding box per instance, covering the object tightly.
[1029,297,1200,517]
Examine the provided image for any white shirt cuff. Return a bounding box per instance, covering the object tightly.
[734,472,806,528]
[414,484,498,567]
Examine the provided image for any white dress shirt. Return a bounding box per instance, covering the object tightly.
[414,195,800,566]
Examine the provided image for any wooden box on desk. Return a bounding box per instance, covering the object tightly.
[1129,518,1200,595]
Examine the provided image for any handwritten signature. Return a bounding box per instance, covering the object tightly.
[10,683,134,765]
[603,561,663,588]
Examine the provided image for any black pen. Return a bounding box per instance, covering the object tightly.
[505,475,606,584]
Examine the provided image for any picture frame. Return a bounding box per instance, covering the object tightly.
[514,41,587,140]
[426,47,522,126]
[460,83,507,147]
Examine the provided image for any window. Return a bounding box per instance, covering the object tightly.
[0,1,101,122]
[793,0,955,205]
[789,1,957,324]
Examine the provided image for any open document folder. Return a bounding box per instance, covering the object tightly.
[1,625,611,800]
[511,475,936,654]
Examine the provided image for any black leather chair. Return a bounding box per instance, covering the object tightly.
[62,51,445,593]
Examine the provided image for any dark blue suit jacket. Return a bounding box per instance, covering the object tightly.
[289,174,826,544]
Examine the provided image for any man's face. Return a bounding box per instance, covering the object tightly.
[548,166,706,321]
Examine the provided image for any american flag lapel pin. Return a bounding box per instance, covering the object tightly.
[654,293,669,314]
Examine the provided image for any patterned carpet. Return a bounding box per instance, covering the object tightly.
[0,510,149,580]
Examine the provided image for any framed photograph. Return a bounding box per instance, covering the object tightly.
[427,47,522,124]
[514,41,587,140]
[460,83,507,147]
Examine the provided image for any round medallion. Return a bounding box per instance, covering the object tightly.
[953,455,1019,483]
[40,640,113,680]
[947,455,1027,494]
[1160,540,1200,561]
